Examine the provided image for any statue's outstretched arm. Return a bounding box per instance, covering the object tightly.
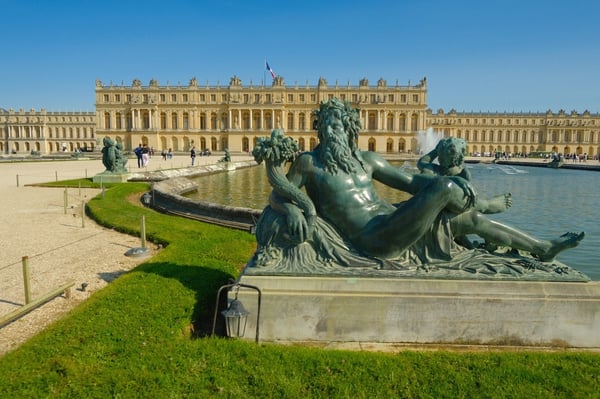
[417,148,439,175]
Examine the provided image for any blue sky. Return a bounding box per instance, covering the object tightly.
[1,0,599,113]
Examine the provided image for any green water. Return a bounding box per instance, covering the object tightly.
[188,163,599,280]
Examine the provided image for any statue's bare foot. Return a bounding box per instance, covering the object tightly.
[535,232,585,262]
[483,193,512,214]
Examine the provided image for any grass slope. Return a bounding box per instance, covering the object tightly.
[0,182,598,398]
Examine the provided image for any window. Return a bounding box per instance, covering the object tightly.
[310,94,316,102]
[211,94,216,102]
[244,94,249,103]
[352,94,358,102]
[115,94,120,102]
[200,94,205,102]
[388,94,394,102]
[143,94,149,103]
[182,94,188,102]
[412,94,419,103]
[299,94,305,102]
[288,94,293,102]
[255,94,260,103]
[126,94,131,103]
[266,94,272,103]
[171,94,177,102]
[370,94,376,103]
[340,94,346,101]
[104,94,109,102]
[160,94,166,102]
[160,113,167,129]
[221,94,227,102]
[401,94,407,102]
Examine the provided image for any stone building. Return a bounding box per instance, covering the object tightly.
[94,76,429,154]
[428,108,600,158]
[0,108,96,154]
[2,75,600,158]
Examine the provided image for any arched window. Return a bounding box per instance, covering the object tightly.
[398,139,406,153]
[368,112,376,130]
[183,112,189,129]
[411,113,418,131]
[171,113,178,129]
[160,113,167,129]
[299,113,306,130]
[298,137,305,152]
[104,112,111,129]
[399,114,407,132]
[200,113,206,130]
[368,137,376,151]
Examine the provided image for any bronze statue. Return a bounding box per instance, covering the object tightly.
[101,136,128,173]
[417,136,513,215]
[248,98,586,280]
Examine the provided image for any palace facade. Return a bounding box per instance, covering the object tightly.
[93,76,429,155]
[0,108,95,155]
[428,108,600,158]
[2,76,600,158]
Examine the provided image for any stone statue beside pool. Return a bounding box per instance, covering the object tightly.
[93,136,130,183]
[248,98,587,281]
[100,136,128,173]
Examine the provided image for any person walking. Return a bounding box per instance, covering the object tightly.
[141,144,150,167]
[190,146,197,166]
[134,144,143,168]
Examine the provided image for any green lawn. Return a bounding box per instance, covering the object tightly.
[0,181,598,398]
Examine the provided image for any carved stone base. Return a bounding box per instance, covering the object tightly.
[232,273,600,348]
[92,172,129,183]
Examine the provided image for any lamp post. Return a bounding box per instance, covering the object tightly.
[212,280,261,343]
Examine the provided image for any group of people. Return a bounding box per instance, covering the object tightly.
[134,144,151,168]
[135,144,177,166]
[190,146,213,166]
[161,148,173,161]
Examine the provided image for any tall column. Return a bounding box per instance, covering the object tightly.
[260,109,264,130]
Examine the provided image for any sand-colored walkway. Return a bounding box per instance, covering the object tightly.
[0,153,252,356]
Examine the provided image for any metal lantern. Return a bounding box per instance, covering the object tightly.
[221,298,250,338]
[212,281,262,342]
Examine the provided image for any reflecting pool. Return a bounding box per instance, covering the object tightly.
[188,163,599,280]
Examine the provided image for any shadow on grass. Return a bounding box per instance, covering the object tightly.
[134,260,234,339]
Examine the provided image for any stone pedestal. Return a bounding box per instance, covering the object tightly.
[232,274,600,348]
[92,172,129,183]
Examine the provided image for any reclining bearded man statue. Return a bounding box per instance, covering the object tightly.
[247,98,586,281]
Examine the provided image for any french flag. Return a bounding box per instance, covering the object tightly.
[265,61,275,79]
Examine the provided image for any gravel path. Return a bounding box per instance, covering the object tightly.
[0,154,255,356]
[0,158,151,355]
